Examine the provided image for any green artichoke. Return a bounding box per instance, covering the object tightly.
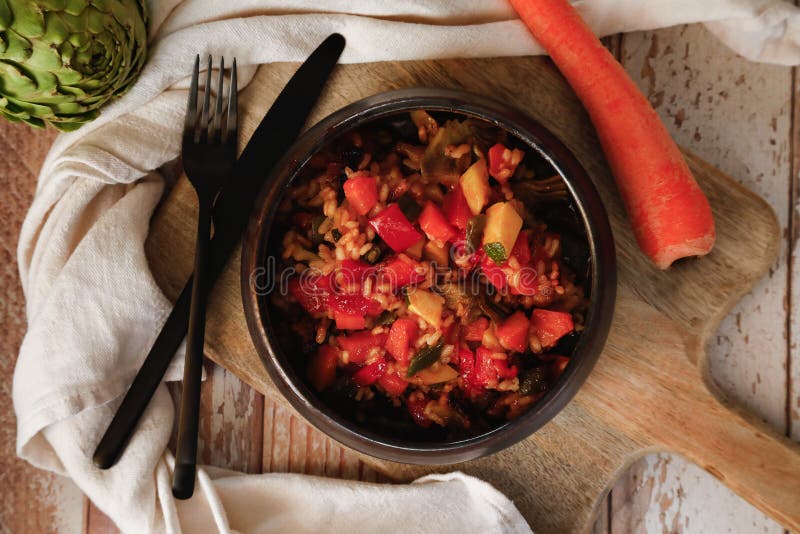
[0,0,148,131]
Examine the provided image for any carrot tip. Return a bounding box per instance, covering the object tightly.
[650,234,716,270]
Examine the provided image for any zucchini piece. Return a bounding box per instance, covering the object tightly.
[407,340,445,377]
[373,310,396,326]
[519,366,550,396]
[406,238,425,260]
[411,363,459,385]
[361,246,383,264]
[465,215,486,254]
[423,240,449,266]
[407,288,445,327]
[397,194,423,221]
[459,158,490,215]
[482,202,522,262]
[421,120,473,183]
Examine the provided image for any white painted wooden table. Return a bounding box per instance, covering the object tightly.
[1,23,797,533]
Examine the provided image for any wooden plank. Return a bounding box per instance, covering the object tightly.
[0,122,86,534]
[262,401,291,473]
[618,24,793,530]
[261,396,382,480]
[196,363,264,473]
[790,51,800,444]
[168,363,263,473]
[611,454,783,533]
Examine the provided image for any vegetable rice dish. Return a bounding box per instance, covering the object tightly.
[271,110,590,438]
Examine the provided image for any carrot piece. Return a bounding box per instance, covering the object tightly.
[496,311,530,353]
[308,345,339,392]
[509,0,715,268]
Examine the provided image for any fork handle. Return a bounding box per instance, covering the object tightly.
[172,202,212,500]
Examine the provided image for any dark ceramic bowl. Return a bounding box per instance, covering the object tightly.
[241,88,616,465]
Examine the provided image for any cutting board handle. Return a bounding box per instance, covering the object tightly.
[663,375,800,531]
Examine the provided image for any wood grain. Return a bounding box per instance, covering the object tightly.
[611,454,783,533]
[790,27,800,446]
[0,121,87,534]
[616,24,794,532]
[145,56,799,533]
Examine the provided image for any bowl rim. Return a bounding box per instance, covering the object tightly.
[241,87,617,465]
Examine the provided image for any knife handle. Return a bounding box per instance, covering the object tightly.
[92,283,191,469]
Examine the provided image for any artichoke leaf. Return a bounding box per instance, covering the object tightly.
[0,0,11,30]
[5,0,45,38]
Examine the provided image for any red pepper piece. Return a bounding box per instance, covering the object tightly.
[385,318,419,363]
[474,347,499,387]
[343,175,378,215]
[496,311,530,353]
[457,346,476,383]
[418,201,458,243]
[474,348,518,383]
[352,359,388,386]
[510,230,532,265]
[530,309,574,349]
[339,259,375,286]
[442,320,459,345]
[457,346,475,371]
[507,231,540,296]
[334,311,366,330]
[337,331,388,364]
[406,396,432,428]
[480,252,507,291]
[488,143,523,184]
[327,294,381,317]
[307,345,339,392]
[368,204,423,253]
[381,256,424,290]
[464,317,490,342]
[509,269,539,296]
[377,370,408,396]
[493,358,519,380]
[442,185,472,231]
[288,273,334,313]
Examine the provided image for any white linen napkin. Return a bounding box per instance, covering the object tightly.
[13,1,800,532]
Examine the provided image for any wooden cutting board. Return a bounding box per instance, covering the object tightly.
[145,57,800,533]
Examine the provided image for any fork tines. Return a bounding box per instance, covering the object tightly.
[184,55,238,145]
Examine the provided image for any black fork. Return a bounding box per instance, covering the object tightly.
[172,55,238,500]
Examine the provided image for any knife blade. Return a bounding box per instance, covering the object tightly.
[93,33,346,470]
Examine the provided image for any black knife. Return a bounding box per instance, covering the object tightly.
[93,33,346,470]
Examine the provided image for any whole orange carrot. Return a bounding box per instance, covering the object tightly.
[509,0,715,269]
